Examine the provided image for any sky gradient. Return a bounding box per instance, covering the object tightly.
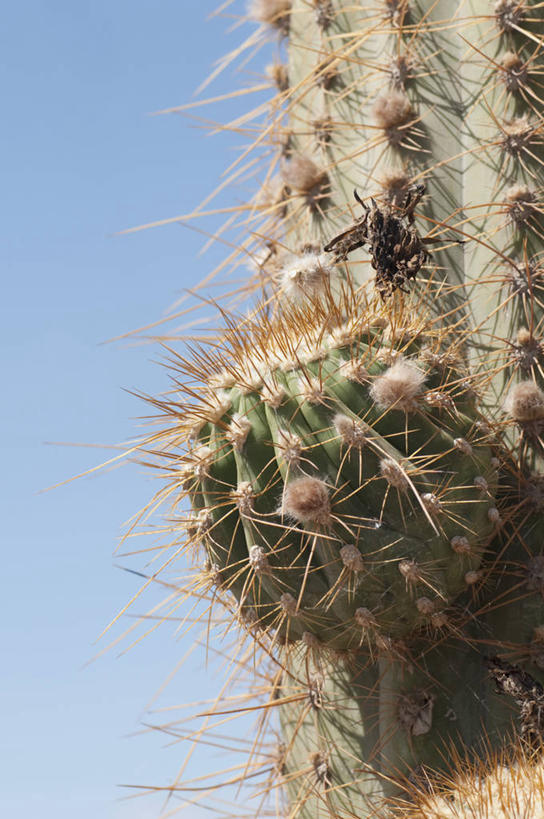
[2,3,273,816]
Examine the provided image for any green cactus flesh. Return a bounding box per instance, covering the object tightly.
[188,306,499,654]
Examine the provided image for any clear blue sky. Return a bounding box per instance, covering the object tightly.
[2,3,275,817]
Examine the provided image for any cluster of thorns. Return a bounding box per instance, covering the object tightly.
[324,183,452,298]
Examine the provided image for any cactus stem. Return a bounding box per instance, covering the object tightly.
[122,2,544,809]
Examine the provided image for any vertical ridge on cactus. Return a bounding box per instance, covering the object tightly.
[117,1,544,816]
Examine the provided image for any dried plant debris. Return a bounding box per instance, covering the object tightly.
[486,656,544,749]
[324,186,433,297]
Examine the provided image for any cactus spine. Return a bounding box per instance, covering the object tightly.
[128,1,544,816]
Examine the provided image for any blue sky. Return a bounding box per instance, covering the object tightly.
[2,3,276,817]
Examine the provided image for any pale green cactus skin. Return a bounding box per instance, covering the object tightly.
[279,637,500,818]
[136,1,544,816]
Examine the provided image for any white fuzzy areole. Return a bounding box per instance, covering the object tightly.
[504,381,544,422]
[282,476,330,525]
[280,252,334,301]
[370,358,426,411]
[380,457,409,491]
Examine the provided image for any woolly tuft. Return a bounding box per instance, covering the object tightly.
[333,413,367,448]
[266,61,289,92]
[279,253,334,301]
[370,358,426,411]
[280,154,327,195]
[340,544,364,572]
[505,184,536,225]
[248,0,291,30]
[505,381,544,422]
[282,476,331,525]
[373,90,414,137]
[402,750,544,818]
[380,457,410,490]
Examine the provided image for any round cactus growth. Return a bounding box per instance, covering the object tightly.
[181,287,499,652]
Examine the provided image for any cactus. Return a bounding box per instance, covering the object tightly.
[189,293,500,652]
[125,1,544,816]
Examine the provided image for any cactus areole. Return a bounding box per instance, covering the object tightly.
[131,1,544,816]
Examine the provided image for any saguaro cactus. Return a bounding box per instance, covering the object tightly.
[130,1,544,816]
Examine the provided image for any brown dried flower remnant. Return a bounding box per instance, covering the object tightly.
[324,186,429,298]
